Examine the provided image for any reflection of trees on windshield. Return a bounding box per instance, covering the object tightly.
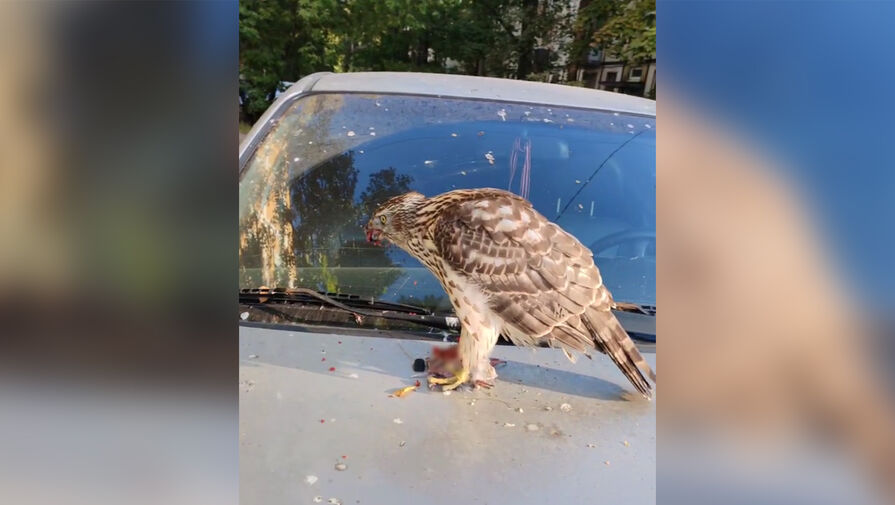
[252,154,413,296]
[289,152,359,293]
[358,167,413,220]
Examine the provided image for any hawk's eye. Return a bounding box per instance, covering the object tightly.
[379,215,388,225]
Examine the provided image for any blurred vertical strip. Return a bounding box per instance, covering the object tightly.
[0,2,237,505]
[659,2,895,504]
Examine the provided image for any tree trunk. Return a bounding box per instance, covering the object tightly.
[516,0,538,79]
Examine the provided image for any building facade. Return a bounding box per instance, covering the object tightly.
[572,49,655,98]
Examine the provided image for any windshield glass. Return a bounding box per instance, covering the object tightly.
[239,92,655,313]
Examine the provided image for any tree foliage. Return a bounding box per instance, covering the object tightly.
[591,0,656,64]
[239,0,652,121]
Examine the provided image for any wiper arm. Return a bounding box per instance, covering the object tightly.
[239,287,460,332]
[239,288,654,343]
[613,302,656,317]
[240,287,435,315]
[612,301,656,343]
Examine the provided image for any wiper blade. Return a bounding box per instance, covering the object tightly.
[239,287,459,332]
[240,287,436,315]
[239,288,654,343]
[613,302,656,316]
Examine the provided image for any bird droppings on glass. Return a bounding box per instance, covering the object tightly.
[240,312,249,320]
[369,126,375,130]
[347,131,356,137]
[460,171,467,176]
[424,160,435,166]
[613,112,620,116]
[393,418,403,424]
[248,354,258,359]
[575,179,581,184]
[577,203,584,211]
[293,156,300,162]
[306,475,319,485]
[308,140,314,144]
[644,123,652,129]
[560,403,572,412]
[497,109,507,121]
[503,422,516,428]
[523,111,531,116]
[484,151,495,165]
[543,118,553,123]
[450,132,458,137]
[590,201,595,217]
[626,124,634,129]
[369,131,376,136]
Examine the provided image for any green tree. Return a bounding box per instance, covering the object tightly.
[592,0,656,64]
[239,0,337,119]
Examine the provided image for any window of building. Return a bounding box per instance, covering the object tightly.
[605,71,618,83]
[629,67,643,82]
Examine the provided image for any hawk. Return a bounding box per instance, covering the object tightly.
[365,188,656,398]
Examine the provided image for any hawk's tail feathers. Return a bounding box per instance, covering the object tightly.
[584,307,655,399]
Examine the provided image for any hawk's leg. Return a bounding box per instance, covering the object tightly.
[429,326,499,391]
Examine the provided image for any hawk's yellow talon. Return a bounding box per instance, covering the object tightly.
[428,369,469,391]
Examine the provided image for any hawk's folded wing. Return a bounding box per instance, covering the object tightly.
[429,188,654,397]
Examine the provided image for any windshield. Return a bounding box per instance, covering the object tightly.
[239,92,655,314]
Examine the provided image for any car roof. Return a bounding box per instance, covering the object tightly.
[290,71,655,117]
[240,71,655,168]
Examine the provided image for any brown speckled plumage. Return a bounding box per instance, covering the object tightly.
[366,188,655,398]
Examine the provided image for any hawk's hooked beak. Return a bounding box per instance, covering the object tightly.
[365,222,384,246]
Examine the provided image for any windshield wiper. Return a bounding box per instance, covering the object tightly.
[613,302,656,316]
[239,287,460,332]
[240,287,655,343]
